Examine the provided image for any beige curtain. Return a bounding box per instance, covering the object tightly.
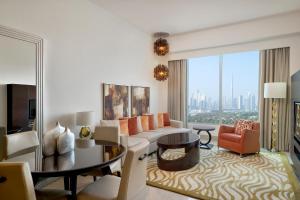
[168,60,188,127]
[259,47,291,151]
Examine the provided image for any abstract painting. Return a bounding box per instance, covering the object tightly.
[103,83,129,120]
[131,86,150,116]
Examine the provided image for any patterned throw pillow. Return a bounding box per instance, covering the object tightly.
[235,120,254,135]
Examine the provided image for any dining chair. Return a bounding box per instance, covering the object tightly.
[0,162,70,200]
[4,130,39,159]
[0,162,36,200]
[91,126,123,178]
[77,138,149,200]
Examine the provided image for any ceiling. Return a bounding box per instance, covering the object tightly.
[92,0,300,35]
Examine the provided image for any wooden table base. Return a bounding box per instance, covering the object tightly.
[157,140,200,171]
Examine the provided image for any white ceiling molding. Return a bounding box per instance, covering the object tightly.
[91,0,300,35]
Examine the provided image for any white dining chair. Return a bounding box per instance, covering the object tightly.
[0,162,37,200]
[4,130,39,159]
[77,138,149,200]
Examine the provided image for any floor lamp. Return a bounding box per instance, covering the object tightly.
[264,82,287,152]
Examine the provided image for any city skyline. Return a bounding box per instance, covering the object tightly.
[188,51,259,103]
[188,51,259,124]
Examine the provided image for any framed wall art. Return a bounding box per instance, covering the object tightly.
[131,86,150,116]
[103,83,129,120]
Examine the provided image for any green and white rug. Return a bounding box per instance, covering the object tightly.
[147,148,300,200]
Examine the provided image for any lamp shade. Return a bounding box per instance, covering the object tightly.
[264,82,287,99]
[76,111,95,126]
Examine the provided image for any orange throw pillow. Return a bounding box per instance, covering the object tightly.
[128,117,138,135]
[141,115,149,131]
[157,113,164,128]
[145,114,155,130]
[163,113,171,126]
[119,119,129,135]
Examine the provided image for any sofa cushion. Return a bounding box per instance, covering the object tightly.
[127,137,145,148]
[133,131,163,143]
[141,116,149,131]
[143,114,155,130]
[136,116,143,133]
[163,113,171,126]
[157,113,164,128]
[128,117,138,136]
[119,119,129,135]
[156,127,191,135]
[220,133,241,143]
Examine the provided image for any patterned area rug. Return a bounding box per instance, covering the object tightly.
[147,148,300,200]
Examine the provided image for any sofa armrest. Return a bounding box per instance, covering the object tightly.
[218,125,235,135]
[94,126,120,143]
[170,120,183,128]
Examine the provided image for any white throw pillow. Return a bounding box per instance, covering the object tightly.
[136,116,143,133]
[42,122,65,156]
[153,115,158,129]
[57,128,75,155]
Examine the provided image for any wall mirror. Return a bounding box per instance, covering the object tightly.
[0,25,43,163]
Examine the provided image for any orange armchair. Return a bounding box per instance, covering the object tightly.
[218,121,260,156]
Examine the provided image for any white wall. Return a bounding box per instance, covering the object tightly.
[0,35,36,85]
[168,11,300,75]
[0,35,36,128]
[0,0,165,133]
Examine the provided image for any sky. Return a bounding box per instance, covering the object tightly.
[188,51,259,101]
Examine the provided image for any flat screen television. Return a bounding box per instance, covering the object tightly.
[28,99,36,120]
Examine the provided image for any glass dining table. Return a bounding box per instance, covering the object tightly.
[6,139,126,200]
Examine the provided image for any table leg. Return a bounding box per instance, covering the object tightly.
[198,130,213,149]
[64,176,70,190]
[69,175,77,200]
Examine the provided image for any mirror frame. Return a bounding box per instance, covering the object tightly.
[0,25,43,165]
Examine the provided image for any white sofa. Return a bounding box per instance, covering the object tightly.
[96,119,191,154]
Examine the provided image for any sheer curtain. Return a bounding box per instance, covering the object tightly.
[168,60,188,127]
[259,47,291,151]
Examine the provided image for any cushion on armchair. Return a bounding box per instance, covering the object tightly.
[235,120,254,135]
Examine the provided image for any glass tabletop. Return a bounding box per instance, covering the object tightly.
[6,139,125,176]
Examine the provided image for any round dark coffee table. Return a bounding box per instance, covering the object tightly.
[156,132,200,171]
[193,124,215,149]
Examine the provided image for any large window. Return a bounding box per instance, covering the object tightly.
[188,51,259,125]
